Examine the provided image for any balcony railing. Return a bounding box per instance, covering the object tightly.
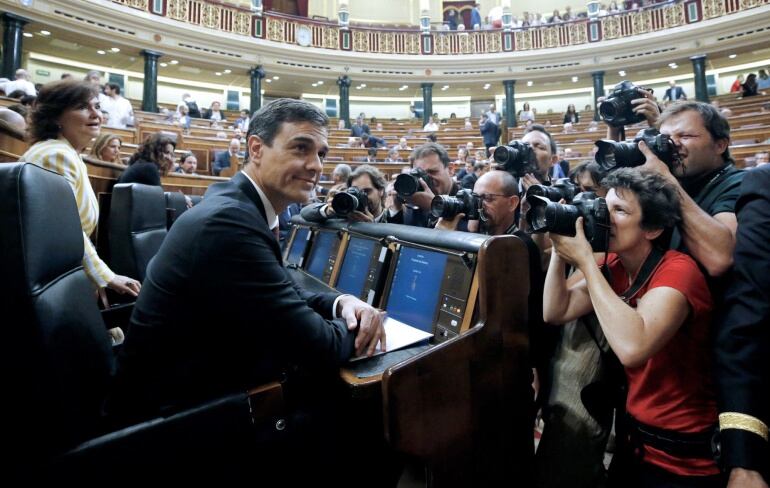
[112,0,769,55]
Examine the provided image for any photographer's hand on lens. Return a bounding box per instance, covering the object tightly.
[550,217,595,269]
[435,212,465,231]
[638,140,678,184]
[631,90,660,126]
[406,178,436,211]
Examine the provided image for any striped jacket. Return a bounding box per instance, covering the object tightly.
[21,138,116,288]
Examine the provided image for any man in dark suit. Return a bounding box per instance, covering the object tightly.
[716,164,770,488]
[479,113,499,156]
[663,79,687,102]
[211,137,243,176]
[113,99,385,427]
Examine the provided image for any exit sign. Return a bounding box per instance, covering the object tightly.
[35,69,50,77]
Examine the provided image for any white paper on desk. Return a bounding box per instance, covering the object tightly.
[349,317,433,362]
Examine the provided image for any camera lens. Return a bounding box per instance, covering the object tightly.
[527,198,580,235]
[527,184,566,202]
[599,100,619,119]
[493,145,517,164]
[394,173,420,196]
[331,192,359,216]
[431,195,461,218]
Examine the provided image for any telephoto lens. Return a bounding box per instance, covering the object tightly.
[394,167,431,196]
[594,128,678,172]
[430,189,480,220]
[492,140,538,177]
[526,192,611,252]
[526,178,578,203]
[331,186,368,216]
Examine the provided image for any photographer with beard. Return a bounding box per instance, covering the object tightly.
[300,164,397,223]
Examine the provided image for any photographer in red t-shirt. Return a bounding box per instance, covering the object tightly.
[544,168,721,487]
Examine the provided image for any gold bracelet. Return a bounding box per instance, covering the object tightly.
[719,412,769,441]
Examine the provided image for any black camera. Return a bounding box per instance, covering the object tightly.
[430,189,480,220]
[526,178,578,203]
[492,140,539,177]
[394,168,433,197]
[527,192,610,252]
[599,80,647,127]
[594,128,678,172]
[331,186,368,216]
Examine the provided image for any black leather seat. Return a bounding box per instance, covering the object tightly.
[164,191,190,228]
[0,163,287,482]
[109,183,167,282]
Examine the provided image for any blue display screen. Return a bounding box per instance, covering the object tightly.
[286,227,310,266]
[305,230,337,279]
[336,237,377,296]
[386,246,448,333]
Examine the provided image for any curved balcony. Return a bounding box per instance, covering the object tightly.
[112,0,769,56]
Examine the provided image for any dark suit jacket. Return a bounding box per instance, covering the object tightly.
[664,86,687,101]
[716,165,770,476]
[112,173,355,419]
[480,119,499,146]
[212,150,238,176]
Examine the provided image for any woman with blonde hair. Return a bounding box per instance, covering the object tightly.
[90,133,123,164]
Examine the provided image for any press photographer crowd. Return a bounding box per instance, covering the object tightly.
[297,82,769,488]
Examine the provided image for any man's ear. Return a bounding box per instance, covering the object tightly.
[509,194,520,212]
[247,134,265,166]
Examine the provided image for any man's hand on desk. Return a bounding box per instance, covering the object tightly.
[337,295,386,357]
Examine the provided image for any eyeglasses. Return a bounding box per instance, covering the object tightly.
[474,192,511,203]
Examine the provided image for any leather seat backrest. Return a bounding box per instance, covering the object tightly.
[109,183,167,282]
[0,163,114,458]
[164,191,189,228]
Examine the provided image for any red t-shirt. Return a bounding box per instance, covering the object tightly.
[730,80,743,93]
[604,250,718,476]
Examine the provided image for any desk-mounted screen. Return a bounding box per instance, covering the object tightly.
[335,236,389,305]
[286,226,311,267]
[305,229,342,283]
[383,244,475,342]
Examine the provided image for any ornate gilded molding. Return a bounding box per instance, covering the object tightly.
[109,0,768,55]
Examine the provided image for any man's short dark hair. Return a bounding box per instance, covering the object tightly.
[411,142,451,167]
[602,168,681,231]
[524,123,558,155]
[656,101,732,163]
[106,82,121,95]
[181,152,195,163]
[247,98,328,147]
[348,164,386,192]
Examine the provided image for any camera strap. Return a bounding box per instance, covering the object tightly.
[617,245,666,303]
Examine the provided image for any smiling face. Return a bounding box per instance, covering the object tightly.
[248,121,328,211]
[58,96,101,150]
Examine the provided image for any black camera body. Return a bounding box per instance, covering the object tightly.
[527,191,611,252]
[430,189,480,221]
[331,186,368,216]
[492,140,539,177]
[394,168,433,197]
[594,128,678,172]
[526,178,578,203]
[599,80,647,127]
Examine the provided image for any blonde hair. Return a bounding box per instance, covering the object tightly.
[90,133,123,164]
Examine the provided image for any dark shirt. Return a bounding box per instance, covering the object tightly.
[350,124,370,138]
[363,135,387,148]
[562,113,579,124]
[460,172,478,190]
[117,160,161,186]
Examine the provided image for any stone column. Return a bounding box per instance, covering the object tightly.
[503,80,516,128]
[690,54,709,103]
[249,66,266,113]
[421,82,434,127]
[591,71,605,121]
[1,13,29,80]
[337,75,351,128]
[141,50,162,112]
